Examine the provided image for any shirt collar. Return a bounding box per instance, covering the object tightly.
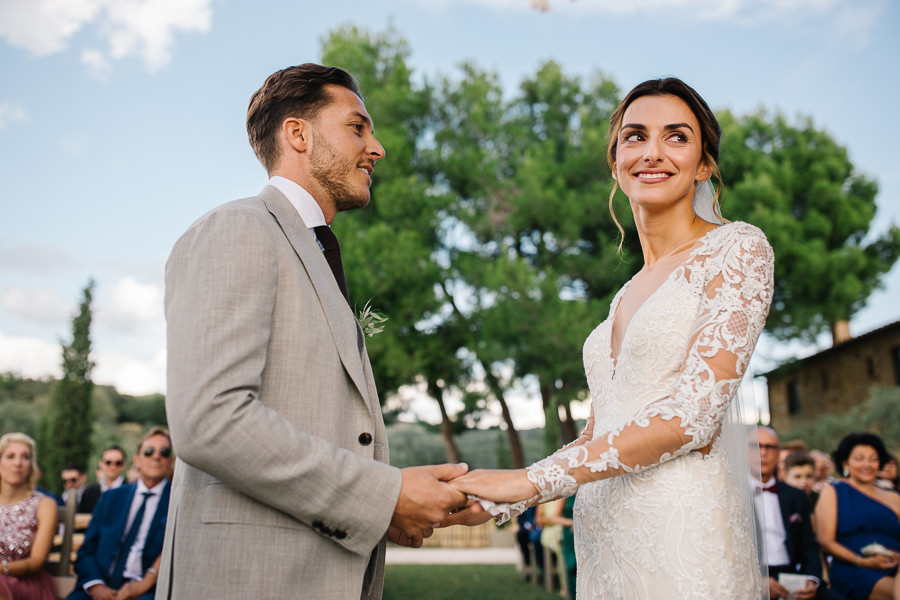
[268,176,327,229]
[136,478,168,496]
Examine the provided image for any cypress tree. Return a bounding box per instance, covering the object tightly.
[38,280,95,495]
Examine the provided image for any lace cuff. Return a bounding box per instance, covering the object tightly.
[470,495,537,526]
[525,442,634,502]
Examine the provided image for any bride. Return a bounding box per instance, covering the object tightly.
[444,77,774,599]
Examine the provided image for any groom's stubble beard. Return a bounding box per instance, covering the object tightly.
[309,126,371,213]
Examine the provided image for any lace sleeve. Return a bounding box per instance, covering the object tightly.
[477,413,596,524]
[525,228,774,503]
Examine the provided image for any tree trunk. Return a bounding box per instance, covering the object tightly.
[428,378,461,463]
[831,319,852,345]
[483,368,525,468]
[559,398,578,444]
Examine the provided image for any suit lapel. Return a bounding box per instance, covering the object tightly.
[260,186,372,413]
[775,480,797,563]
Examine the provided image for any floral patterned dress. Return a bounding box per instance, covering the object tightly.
[0,492,56,600]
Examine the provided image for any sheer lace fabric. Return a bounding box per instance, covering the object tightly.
[525,222,773,598]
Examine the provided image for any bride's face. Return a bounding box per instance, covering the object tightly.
[613,94,711,213]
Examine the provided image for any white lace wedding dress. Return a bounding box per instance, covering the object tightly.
[521,221,774,599]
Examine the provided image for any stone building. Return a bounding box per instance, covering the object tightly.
[764,320,900,429]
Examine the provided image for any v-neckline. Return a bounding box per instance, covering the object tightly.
[608,226,721,365]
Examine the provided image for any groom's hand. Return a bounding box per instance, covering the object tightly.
[439,500,492,528]
[391,463,469,539]
[387,525,424,548]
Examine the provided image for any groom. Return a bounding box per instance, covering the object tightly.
[158,63,468,599]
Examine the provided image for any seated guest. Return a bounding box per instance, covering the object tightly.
[779,439,809,480]
[753,428,843,600]
[60,463,87,509]
[79,445,128,515]
[877,455,900,494]
[816,432,900,600]
[0,432,58,600]
[785,451,821,511]
[515,506,544,581]
[811,449,837,495]
[68,428,173,600]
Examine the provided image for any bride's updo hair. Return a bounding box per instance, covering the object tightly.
[606,78,723,244]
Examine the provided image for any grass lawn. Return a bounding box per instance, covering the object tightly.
[383,564,565,600]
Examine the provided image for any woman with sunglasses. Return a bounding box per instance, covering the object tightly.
[0,432,58,600]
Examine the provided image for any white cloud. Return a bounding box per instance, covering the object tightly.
[0,0,213,71]
[0,102,27,129]
[98,276,163,334]
[103,0,212,70]
[0,331,61,379]
[0,0,103,56]
[81,48,112,78]
[0,286,73,325]
[91,347,165,395]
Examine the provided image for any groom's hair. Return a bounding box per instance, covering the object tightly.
[247,63,362,172]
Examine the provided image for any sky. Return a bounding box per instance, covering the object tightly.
[1,0,898,428]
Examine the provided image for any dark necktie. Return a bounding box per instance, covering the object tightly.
[313,225,350,305]
[110,491,152,587]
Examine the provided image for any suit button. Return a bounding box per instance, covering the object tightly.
[358,433,373,446]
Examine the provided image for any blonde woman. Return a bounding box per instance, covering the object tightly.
[0,433,57,600]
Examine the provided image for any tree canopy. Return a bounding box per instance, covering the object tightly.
[318,26,898,464]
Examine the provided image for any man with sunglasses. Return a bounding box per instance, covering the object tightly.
[68,428,172,600]
[61,463,87,509]
[80,445,128,515]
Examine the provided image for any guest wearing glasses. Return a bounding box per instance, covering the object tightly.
[752,427,842,600]
[79,446,128,515]
[60,463,87,509]
[68,428,172,600]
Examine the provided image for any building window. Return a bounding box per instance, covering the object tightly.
[788,381,801,415]
[867,357,876,380]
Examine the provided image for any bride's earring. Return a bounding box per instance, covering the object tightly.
[842,466,849,477]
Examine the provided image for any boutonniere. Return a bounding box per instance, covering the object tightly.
[357,299,388,337]
[789,513,803,523]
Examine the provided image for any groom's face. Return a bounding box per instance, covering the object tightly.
[307,84,385,214]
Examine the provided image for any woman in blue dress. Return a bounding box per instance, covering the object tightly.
[816,432,900,600]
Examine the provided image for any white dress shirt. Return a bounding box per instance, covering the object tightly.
[268,175,327,241]
[752,477,792,567]
[100,474,125,493]
[122,479,168,581]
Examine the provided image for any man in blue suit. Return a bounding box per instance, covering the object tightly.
[68,427,172,600]
[754,427,844,600]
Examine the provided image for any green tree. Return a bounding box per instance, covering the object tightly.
[38,280,95,494]
[719,110,900,344]
[428,60,630,447]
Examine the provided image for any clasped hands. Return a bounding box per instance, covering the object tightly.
[388,464,538,548]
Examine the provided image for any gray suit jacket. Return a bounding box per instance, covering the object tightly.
[157,186,403,599]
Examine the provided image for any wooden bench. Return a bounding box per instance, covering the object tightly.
[44,494,92,600]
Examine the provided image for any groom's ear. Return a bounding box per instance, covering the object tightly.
[282,117,310,154]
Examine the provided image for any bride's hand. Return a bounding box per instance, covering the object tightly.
[448,468,538,503]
